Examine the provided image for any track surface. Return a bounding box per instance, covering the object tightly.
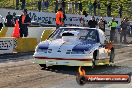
[0,47,132,88]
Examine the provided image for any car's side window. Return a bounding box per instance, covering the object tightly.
[85,30,98,42]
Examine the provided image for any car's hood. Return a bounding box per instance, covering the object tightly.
[37,39,96,52]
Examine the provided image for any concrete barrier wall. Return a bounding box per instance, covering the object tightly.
[14,38,37,52]
[0,37,14,54]
[0,27,8,37]
[0,27,55,54]
[5,27,55,42]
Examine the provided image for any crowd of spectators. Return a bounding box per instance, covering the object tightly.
[0,0,131,41]
[14,0,124,18]
[4,11,18,27]
[79,16,131,44]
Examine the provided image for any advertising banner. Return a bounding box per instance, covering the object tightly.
[0,38,14,54]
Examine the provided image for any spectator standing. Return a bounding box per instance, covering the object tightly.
[108,17,118,42]
[118,4,123,18]
[42,0,45,12]
[45,0,49,12]
[93,0,97,16]
[105,2,111,17]
[38,0,42,12]
[63,12,66,21]
[83,10,88,17]
[79,17,85,27]
[21,0,26,10]
[19,9,31,37]
[13,12,17,26]
[16,0,19,10]
[120,18,129,43]
[0,22,3,31]
[6,11,13,27]
[63,11,66,26]
[88,0,93,16]
[61,0,66,13]
[55,0,59,13]
[97,1,101,16]
[88,16,98,28]
[56,8,64,29]
[79,1,82,14]
[0,15,4,31]
[75,1,79,14]
[68,1,72,13]
[98,17,107,32]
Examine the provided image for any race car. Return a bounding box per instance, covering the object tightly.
[33,27,115,68]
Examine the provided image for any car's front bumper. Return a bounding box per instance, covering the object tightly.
[34,58,93,66]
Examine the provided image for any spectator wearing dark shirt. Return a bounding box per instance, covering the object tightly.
[21,0,26,10]
[97,1,101,16]
[38,0,42,12]
[19,9,31,37]
[88,0,93,16]
[45,0,49,11]
[88,16,98,28]
[0,15,4,31]
[16,0,19,10]
[6,11,13,27]
[93,0,97,16]
[13,12,18,26]
[105,2,111,17]
[55,0,59,13]
[61,0,66,13]
[83,10,88,17]
[118,4,123,18]
[79,1,82,14]
[120,18,129,43]
[0,23,3,31]
[75,1,78,14]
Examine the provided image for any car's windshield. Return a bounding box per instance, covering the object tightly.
[49,28,99,42]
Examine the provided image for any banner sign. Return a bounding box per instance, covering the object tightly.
[0,9,121,27]
[28,11,121,27]
[0,38,14,54]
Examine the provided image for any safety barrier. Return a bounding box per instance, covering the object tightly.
[0,27,8,37]
[0,27,55,54]
[41,29,54,41]
[14,38,37,52]
[0,37,37,54]
[0,37,14,54]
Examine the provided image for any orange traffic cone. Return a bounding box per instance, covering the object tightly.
[12,20,20,38]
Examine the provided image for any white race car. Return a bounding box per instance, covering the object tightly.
[33,27,115,67]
